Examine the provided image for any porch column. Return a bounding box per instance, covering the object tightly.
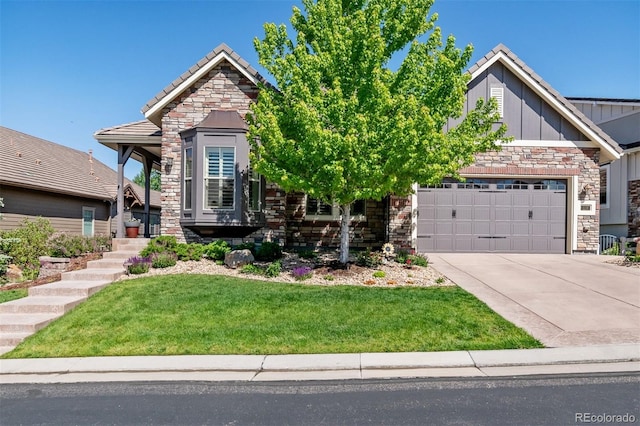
[116,144,135,238]
[142,155,154,238]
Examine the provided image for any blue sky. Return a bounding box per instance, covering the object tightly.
[1,0,638,179]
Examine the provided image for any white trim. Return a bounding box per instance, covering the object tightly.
[470,51,620,162]
[570,176,579,252]
[502,139,598,148]
[144,51,262,120]
[569,99,640,108]
[579,200,596,216]
[411,183,418,250]
[82,207,95,237]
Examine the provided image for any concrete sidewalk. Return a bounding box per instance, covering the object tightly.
[1,344,638,384]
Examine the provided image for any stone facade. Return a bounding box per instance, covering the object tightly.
[159,60,260,242]
[629,180,640,237]
[284,193,387,249]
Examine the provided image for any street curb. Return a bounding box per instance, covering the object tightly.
[1,344,638,383]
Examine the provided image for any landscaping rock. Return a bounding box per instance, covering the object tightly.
[5,264,23,282]
[225,249,255,269]
[38,256,71,278]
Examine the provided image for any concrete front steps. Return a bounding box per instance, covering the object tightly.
[0,238,149,355]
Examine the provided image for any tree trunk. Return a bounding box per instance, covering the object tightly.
[339,204,351,264]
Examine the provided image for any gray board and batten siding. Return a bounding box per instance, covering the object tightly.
[448,61,588,142]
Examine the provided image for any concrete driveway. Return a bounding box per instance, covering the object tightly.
[428,254,640,347]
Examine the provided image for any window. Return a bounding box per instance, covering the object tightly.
[497,179,528,190]
[458,179,490,189]
[305,196,366,219]
[82,207,94,236]
[184,147,193,210]
[599,165,609,208]
[248,167,262,211]
[204,147,235,209]
[533,180,566,191]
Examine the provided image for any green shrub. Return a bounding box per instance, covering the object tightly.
[204,240,231,261]
[297,249,318,260]
[151,252,178,268]
[0,218,55,280]
[48,233,111,258]
[175,243,205,261]
[356,249,382,268]
[395,249,410,264]
[373,270,386,278]
[256,242,283,261]
[407,254,428,267]
[240,264,262,275]
[234,242,256,254]
[264,261,282,278]
[140,236,178,257]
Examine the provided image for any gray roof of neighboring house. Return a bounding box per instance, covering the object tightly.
[469,44,623,156]
[141,43,268,117]
[0,126,161,207]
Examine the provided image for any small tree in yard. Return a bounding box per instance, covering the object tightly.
[249,0,508,264]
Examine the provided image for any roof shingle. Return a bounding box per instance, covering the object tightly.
[0,126,160,207]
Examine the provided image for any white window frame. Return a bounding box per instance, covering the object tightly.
[82,207,95,237]
[599,164,610,209]
[304,196,366,221]
[203,146,236,210]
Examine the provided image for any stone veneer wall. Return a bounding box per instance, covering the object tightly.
[284,193,387,249]
[458,146,601,253]
[159,60,285,243]
[629,180,640,237]
[387,195,413,249]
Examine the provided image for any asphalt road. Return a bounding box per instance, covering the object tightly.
[1,373,638,425]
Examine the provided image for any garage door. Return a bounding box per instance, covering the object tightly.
[417,178,566,253]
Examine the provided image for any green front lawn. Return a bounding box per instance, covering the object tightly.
[3,275,542,358]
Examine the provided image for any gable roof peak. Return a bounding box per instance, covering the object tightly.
[467,44,622,161]
[141,43,266,126]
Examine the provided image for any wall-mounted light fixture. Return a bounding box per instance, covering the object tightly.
[580,183,593,198]
[165,155,175,173]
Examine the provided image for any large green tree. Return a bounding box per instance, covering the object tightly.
[249,0,507,263]
[132,169,161,192]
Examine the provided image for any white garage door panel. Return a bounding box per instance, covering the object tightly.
[416,179,567,253]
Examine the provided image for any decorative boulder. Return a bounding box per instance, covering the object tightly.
[6,264,23,282]
[224,249,255,269]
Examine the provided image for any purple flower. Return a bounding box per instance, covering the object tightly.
[291,266,313,280]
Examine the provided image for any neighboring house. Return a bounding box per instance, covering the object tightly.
[569,98,640,238]
[0,127,161,237]
[95,43,621,254]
